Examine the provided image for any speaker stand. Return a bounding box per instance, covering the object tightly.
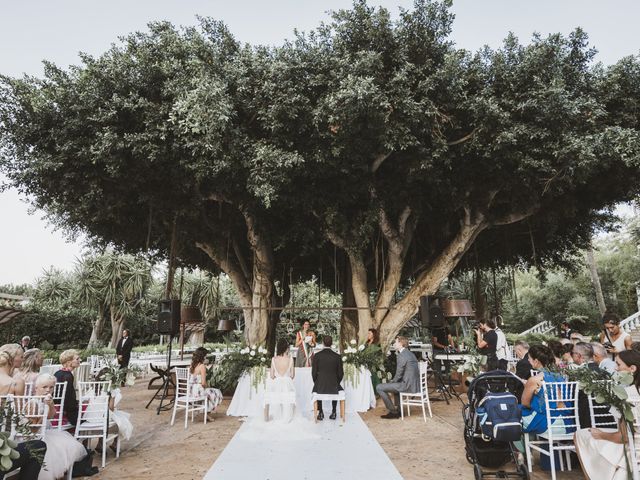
[145,334,176,414]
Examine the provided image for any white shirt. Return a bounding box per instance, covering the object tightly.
[599,357,617,374]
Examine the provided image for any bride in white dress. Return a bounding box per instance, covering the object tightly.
[264,338,296,423]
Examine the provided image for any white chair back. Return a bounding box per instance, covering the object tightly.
[75,380,119,468]
[23,382,34,397]
[76,381,111,432]
[542,381,580,436]
[587,382,617,429]
[175,367,190,401]
[11,395,48,440]
[51,381,68,430]
[42,358,53,366]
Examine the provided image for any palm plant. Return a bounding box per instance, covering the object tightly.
[75,252,152,347]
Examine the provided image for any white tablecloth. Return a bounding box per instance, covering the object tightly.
[227,367,376,416]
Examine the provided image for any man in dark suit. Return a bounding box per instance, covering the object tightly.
[376,336,420,419]
[514,340,532,381]
[116,329,133,369]
[312,335,344,421]
[572,342,615,428]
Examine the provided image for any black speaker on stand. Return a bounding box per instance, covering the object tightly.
[147,299,181,414]
[420,295,445,328]
[420,296,462,404]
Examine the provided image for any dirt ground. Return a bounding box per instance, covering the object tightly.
[92,380,585,480]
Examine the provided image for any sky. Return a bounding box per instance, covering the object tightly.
[1,0,639,285]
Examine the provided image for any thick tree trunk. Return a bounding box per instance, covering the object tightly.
[196,204,275,347]
[340,262,359,349]
[586,246,606,315]
[377,219,487,348]
[88,305,105,347]
[108,306,124,348]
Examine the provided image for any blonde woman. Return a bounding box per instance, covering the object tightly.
[0,350,24,395]
[54,349,80,426]
[28,374,89,479]
[0,343,24,374]
[15,348,43,385]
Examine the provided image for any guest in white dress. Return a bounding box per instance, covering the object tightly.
[574,350,640,479]
[189,347,223,419]
[30,374,87,480]
[264,338,296,423]
[599,312,632,355]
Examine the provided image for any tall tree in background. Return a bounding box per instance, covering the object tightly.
[76,253,152,347]
[2,1,640,348]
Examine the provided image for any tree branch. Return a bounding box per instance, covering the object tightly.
[371,152,392,173]
[447,129,476,146]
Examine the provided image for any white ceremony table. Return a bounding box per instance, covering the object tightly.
[227,366,376,417]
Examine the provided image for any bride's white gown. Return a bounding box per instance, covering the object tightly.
[263,356,296,423]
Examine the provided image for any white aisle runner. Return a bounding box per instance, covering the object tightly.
[203,414,403,480]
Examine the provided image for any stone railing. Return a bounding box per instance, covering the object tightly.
[620,311,640,333]
[520,319,555,336]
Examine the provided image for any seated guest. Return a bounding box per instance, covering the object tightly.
[14,348,44,385]
[561,343,574,367]
[376,336,420,419]
[574,350,640,478]
[54,349,81,426]
[0,350,25,395]
[573,342,615,429]
[572,342,596,369]
[592,342,617,375]
[0,440,47,480]
[519,345,571,442]
[0,344,24,374]
[189,347,223,420]
[28,374,89,480]
[547,340,567,368]
[514,340,532,381]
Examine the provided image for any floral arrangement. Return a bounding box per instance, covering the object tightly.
[562,367,636,476]
[0,399,45,471]
[208,345,269,391]
[342,340,384,387]
[96,364,142,390]
[456,334,486,378]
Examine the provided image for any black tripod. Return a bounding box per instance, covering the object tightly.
[427,350,463,405]
[145,335,176,414]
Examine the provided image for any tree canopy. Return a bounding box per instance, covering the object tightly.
[2,0,640,347]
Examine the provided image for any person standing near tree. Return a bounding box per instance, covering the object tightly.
[116,329,133,369]
[294,320,316,368]
[599,313,632,356]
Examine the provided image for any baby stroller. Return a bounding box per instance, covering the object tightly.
[463,370,528,480]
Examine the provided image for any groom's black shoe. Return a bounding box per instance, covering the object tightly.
[381,411,400,419]
[329,411,337,420]
[317,411,324,421]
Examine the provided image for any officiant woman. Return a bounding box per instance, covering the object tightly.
[295,320,316,367]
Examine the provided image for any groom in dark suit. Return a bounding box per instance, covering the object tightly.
[312,335,344,421]
[116,329,133,369]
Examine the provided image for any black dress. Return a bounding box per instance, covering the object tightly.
[53,369,78,426]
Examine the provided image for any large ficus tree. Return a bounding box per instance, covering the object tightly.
[2,1,640,348]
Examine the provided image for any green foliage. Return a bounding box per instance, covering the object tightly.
[1,1,640,349]
[342,342,384,375]
[207,345,269,392]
